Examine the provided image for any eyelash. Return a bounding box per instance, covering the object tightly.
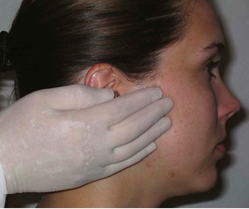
[205,60,220,79]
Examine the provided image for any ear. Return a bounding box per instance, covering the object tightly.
[77,63,117,89]
[77,63,138,96]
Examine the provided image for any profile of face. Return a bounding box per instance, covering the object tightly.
[81,0,241,199]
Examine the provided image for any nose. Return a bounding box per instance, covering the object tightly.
[225,94,241,120]
[218,82,241,122]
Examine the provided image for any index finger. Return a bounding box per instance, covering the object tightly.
[102,88,163,127]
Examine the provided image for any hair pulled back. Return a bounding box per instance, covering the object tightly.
[8,0,190,97]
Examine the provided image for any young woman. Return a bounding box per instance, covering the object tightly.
[7,0,241,207]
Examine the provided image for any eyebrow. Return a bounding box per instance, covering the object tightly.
[201,42,226,56]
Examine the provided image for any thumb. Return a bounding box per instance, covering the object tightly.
[38,85,114,111]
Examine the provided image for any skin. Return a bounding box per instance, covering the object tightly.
[38,0,241,207]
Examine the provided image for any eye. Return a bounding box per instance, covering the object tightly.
[204,60,220,79]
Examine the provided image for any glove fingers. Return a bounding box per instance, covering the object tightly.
[100,88,163,127]
[111,117,171,164]
[40,85,114,110]
[105,143,157,175]
[110,98,173,147]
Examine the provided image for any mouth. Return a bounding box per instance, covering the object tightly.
[215,137,226,153]
[216,142,226,153]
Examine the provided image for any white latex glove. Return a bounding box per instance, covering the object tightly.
[0,85,173,194]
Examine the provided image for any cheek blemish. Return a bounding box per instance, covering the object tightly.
[170,172,175,178]
[146,162,151,168]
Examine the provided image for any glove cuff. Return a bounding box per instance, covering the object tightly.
[0,163,7,207]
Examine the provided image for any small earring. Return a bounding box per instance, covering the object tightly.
[114,91,120,98]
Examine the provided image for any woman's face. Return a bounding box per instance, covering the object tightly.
[116,0,241,196]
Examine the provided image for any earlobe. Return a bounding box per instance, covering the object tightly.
[79,63,117,89]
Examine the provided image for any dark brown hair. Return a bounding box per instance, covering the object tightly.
[8,0,190,97]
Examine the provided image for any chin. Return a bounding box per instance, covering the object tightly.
[168,167,218,200]
[190,167,218,194]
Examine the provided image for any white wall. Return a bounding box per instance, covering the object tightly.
[0,0,21,109]
[0,0,248,207]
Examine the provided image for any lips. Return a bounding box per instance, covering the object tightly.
[215,134,226,153]
[216,143,226,153]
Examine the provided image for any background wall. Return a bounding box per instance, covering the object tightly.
[0,0,248,207]
[0,0,21,110]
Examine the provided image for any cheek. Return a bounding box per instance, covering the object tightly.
[155,78,218,178]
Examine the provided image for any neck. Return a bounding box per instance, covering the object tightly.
[39,156,184,207]
[68,168,168,207]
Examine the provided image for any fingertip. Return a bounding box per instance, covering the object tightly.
[161,98,174,112]
[136,87,163,102]
[167,98,174,109]
[164,117,172,127]
[150,87,163,100]
[99,88,115,101]
[106,88,115,99]
[148,142,157,153]
[159,117,172,133]
[162,97,173,105]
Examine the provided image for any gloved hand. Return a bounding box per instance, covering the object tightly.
[0,85,173,194]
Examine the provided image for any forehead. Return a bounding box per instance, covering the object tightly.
[156,0,225,79]
[158,0,225,64]
[186,0,225,53]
